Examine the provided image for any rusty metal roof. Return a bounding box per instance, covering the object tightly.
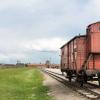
[60,35,86,49]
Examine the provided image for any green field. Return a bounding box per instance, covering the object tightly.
[0,67,51,100]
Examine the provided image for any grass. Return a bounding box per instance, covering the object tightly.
[0,67,52,100]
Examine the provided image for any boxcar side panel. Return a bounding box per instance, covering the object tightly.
[61,36,86,73]
[61,45,68,70]
[67,36,86,72]
[76,37,86,72]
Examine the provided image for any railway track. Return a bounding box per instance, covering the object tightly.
[42,69,100,100]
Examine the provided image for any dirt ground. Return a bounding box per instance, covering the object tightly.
[43,72,89,100]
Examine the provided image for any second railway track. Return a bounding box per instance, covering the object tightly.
[42,69,100,100]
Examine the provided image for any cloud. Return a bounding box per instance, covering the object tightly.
[21,37,66,51]
[0,36,66,64]
[0,0,100,63]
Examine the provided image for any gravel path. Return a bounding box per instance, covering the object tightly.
[43,72,89,100]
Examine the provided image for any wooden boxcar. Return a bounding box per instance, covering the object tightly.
[61,35,86,72]
[60,22,100,86]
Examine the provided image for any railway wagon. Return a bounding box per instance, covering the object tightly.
[60,22,100,86]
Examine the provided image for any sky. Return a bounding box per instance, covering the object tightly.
[0,0,100,64]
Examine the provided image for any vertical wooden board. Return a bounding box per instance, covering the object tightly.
[76,37,87,71]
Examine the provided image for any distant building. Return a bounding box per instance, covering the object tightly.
[26,64,45,68]
[45,60,51,68]
[16,60,25,67]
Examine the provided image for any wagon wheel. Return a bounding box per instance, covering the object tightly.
[98,73,100,86]
[62,72,64,75]
[61,69,64,75]
[98,80,100,86]
[83,72,88,83]
[77,70,86,87]
[68,76,72,82]
[77,74,84,87]
[67,70,72,82]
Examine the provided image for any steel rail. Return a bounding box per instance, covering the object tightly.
[42,69,100,100]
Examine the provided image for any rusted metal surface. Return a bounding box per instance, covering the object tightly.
[87,22,100,53]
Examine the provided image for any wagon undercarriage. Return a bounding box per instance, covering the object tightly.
[62,68,100,86]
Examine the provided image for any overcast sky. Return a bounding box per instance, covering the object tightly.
[0,0,100,64]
